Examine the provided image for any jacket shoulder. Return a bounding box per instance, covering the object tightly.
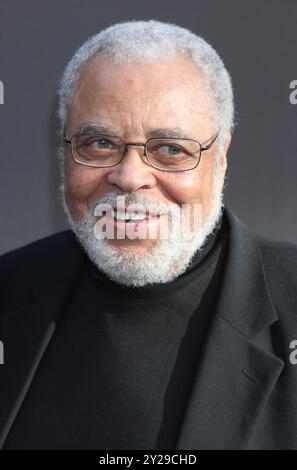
[255,234,297,328]
[0,230,78,273]
[257,235,297,284]
[0,230,82,312]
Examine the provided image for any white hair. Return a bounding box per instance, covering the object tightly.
[57,19,234,149]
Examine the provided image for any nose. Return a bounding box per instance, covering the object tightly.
[105,145,157,192]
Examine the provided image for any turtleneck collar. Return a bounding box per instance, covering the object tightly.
[81,206,227,300]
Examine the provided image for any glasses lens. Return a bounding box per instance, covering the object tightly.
[146,139,201,171]
[73,134,123,166]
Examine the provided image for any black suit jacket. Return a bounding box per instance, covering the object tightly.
[0,206,297,449]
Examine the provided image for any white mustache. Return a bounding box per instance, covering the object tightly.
[88,192,181,218]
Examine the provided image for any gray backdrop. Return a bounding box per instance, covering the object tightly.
[0,0,296,255]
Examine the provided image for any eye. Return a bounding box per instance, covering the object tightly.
[164,145,182,154]
[156,144,184,155]
[86,138,115,149]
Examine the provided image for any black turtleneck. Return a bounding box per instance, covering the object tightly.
[3,208,229,450]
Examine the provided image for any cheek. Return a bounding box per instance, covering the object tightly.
[64,157,107,216]
[161,163,214,205]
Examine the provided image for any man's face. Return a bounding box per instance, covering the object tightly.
[62,54,230,286]
[64,54,229,246]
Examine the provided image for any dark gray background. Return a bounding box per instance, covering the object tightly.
[0,0,296,255]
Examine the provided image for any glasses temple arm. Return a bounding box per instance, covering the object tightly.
[200,131,220,151]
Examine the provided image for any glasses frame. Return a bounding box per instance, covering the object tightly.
[64,130,220,172]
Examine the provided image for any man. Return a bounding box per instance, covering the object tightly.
[0,20,296,450]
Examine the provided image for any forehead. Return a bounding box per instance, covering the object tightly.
[68,54,213,134]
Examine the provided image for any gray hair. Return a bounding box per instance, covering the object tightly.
[57,19,234,150]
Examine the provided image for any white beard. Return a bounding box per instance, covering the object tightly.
[61,156,224,287]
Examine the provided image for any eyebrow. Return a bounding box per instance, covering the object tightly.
[74,122,119,136]
[72,122,193,140]
[147,128,192,139]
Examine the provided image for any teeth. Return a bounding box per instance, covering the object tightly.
[114,210,149,221]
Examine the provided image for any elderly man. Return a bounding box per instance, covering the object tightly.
[0,20,297,450]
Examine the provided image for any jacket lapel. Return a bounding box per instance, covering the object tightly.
[176,207,284,449]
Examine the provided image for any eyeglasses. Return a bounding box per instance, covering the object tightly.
[64,130,219,172]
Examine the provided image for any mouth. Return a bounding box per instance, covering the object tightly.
[111,216,160,233]
[100,208,169,237]
[110,207,165,224]
[111,209,164,223]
